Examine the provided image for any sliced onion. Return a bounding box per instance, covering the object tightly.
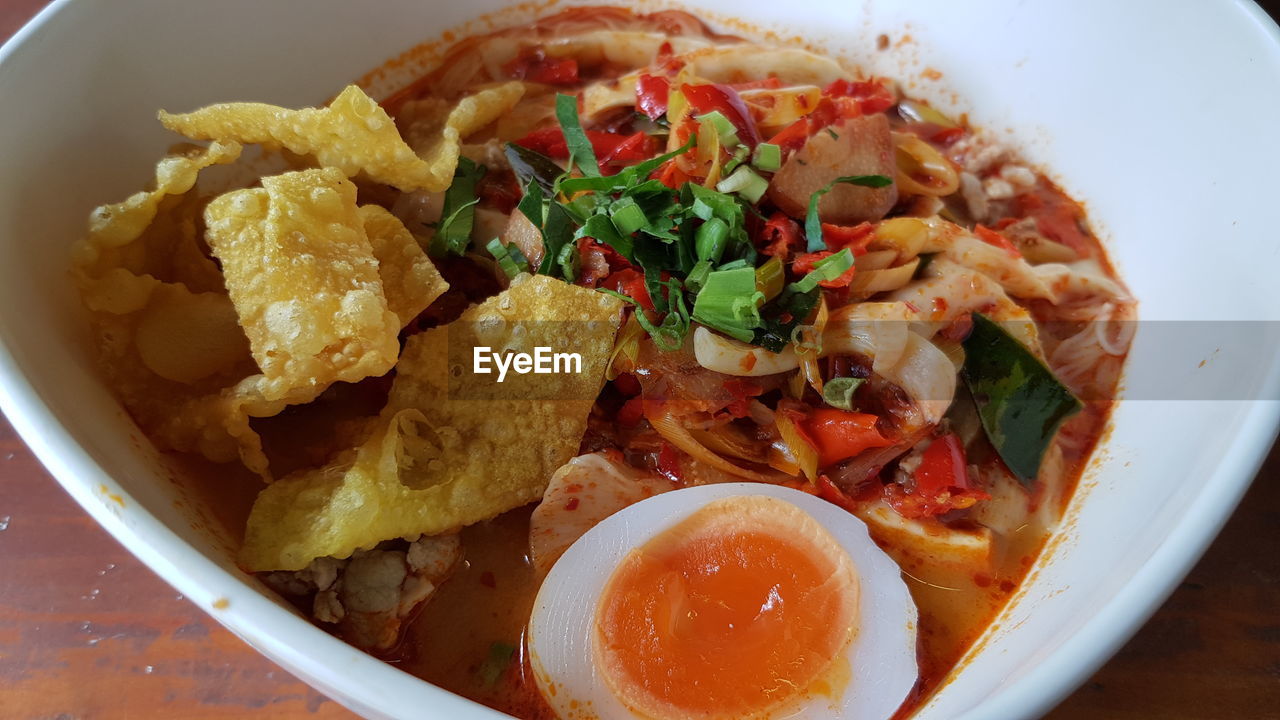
[689,423,768,464]
[693,326,799,376]
[824,301,918,374]
[877,332,956,426]
[893,131,961,197]
[648,408,772,481]
[849,257,921,295]
[856,248,899,271]
[774,411,818,480]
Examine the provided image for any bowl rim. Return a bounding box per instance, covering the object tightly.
[0,1,1278,719]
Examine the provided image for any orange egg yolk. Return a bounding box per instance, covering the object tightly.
[594,496,859,719]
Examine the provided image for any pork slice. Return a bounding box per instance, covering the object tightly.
[767,113,898,224]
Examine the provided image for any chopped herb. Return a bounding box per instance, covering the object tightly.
[822,377,865,410]
[600,281,691,351]
[685,258,712,292]
[752,142,781,172]
[555,93,600,177]
[485,237,529,278]
[557,135,696,195]
[477,642,516,687]
[753,286,819,352]
[825,127,840,140]
[692,266,764,342]
[504,143,564,195]
[610,196,648,236]
[577,213,631,260]
[722,144,751,176]
[962,313,1082,483]
[790,248,854,293]
[695,216,730,263]
[698,110,740,147]
[430,157,486,257]
[715,166,769,203]
[556,239,579,282]
[537,202,574,276]
[804,174,893,251]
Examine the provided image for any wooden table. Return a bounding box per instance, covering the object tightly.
[1,1,1278,718]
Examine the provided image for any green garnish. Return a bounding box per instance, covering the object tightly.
[556,239,579,282]
[430,157,486,257]
[477,642,517,687]
[962,313,1083,483]
[715,166,769,203]
[504,143,564,194]
[695,216,730,263]
[685,259,712,292]
[752,142,781,172]
[753,286,819,352]
[555,93,600,177]
[691,266,764,343]
[822,377,865,410]
[485,237,529,278]
[804,174,893,251]
[698,110,740,146]
[537,202,574,278]
[790,248,854,293]
[723,145,751,176]
[609,196,648,236]
[825,127,840,140]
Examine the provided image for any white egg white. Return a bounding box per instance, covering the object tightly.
[528,482,919,720]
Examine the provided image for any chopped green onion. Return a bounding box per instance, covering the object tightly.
[822,377,865,410]
[685,259,712,292]
[698,110,740,147]
[692,266,764,342]
[555,93,600,177]
[485,237,528,278]
[790,248,854,293]
[723,145,751,176]
[718,258,750,271]
[609,196,648,236]
[430,157,486,257]
[804,174,893,251]
[556,240,579,283]
[715,166,769,203]
[751,142,782,172]
[695,217,730,263]
[755,256,785,302]
[825,127,840,140]
[478,642,516,687]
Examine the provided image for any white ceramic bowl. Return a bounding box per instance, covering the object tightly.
[1,1,1278,718]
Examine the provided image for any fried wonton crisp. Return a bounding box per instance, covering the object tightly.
[204,168,400,406]
[70,142,278,475]
[240,275,623,571]
[159,83,524,193]
[71,141,242,313]
[359,205,448,327]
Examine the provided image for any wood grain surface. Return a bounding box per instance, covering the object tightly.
[1,1,1278,718]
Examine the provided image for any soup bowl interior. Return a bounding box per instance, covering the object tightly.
[0,0,1277,718]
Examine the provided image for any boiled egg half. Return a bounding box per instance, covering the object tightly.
[529,482,918,719]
